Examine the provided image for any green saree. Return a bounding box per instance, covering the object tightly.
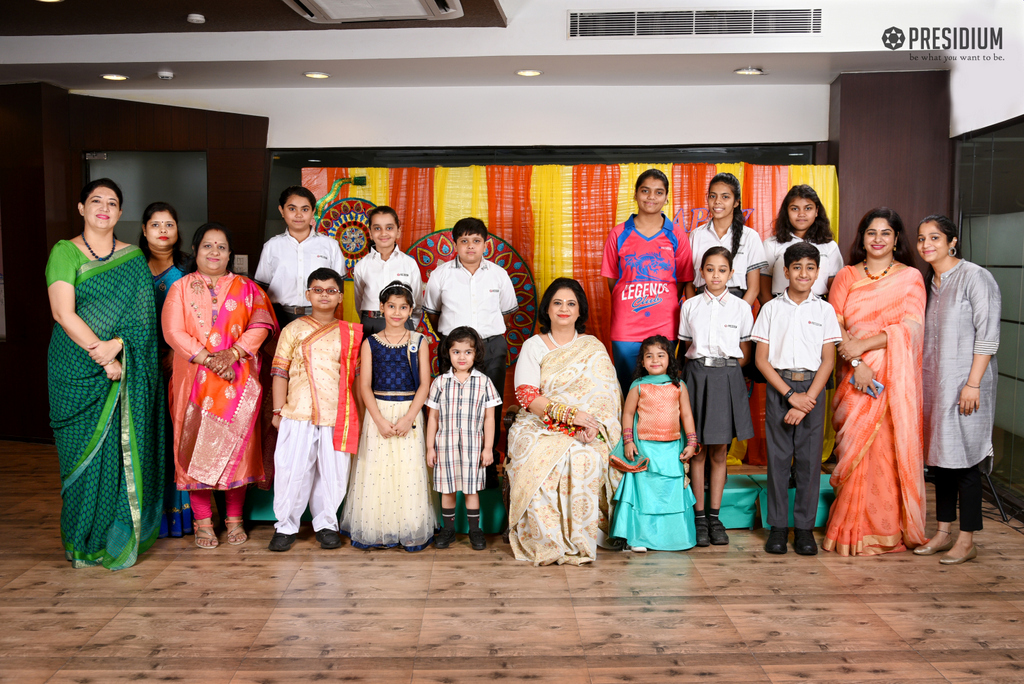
[46,241,163,570]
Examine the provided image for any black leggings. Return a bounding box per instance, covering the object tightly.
[932,463,984,532]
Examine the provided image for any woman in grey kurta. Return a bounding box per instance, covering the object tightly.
[914,215,1000,565]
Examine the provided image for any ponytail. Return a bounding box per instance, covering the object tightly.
[708,172,745,257]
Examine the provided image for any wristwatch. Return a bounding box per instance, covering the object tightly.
[850,359,862,367]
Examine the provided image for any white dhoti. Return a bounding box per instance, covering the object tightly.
[273,417,352,535]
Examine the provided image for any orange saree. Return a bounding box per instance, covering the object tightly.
[823,265,926,556]
[163,273,278,490]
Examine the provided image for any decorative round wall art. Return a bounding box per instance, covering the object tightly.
[409,230,536,374]
[313,180,375,279]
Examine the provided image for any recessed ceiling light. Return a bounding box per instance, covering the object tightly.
[101,74,128,81]
[308,159,321,163]
[303,72,330,79]
[36,0,64,3]
[734,67,765,76]
[516,69,543,77]
[187,13,206,24]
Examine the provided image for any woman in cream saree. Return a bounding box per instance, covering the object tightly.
[506,278,623,566]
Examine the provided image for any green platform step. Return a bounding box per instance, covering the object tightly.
[748,473,835,528]
[243,473,833,535]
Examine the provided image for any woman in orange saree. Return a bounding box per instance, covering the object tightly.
[824,208,927,556]
[163,223,278,548]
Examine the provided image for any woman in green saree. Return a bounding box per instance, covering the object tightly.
[46,178,163,570]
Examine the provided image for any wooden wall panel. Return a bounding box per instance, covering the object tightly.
[2,87,269,441]
[828,71,953,259]
[0,83,73,441]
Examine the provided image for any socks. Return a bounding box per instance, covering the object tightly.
[694,509,706,522]
[467,508,481,532]
[442,507,456,531]
[707,507,720,521]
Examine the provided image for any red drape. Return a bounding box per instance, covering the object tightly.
[389,168,436,250]
[572,164,620,354]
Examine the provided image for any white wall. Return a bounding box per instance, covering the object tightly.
[75,83,830,148]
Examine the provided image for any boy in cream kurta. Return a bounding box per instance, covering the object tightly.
[268,268,362,551]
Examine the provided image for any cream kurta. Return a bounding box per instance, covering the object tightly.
[272,316,346,426]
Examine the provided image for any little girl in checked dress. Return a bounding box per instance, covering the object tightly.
[426,326,502,551]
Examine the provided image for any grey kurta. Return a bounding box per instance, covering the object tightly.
[922,260,1000,470]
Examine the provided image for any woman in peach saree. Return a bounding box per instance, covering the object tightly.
[824,208,927,556]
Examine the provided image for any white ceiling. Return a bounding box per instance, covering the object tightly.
[2,0,1021,142]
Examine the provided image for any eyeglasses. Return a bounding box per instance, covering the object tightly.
[307,287,341,295]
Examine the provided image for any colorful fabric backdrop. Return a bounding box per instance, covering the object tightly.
[304,163,840,463]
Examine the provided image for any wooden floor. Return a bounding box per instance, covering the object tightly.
[5,441,1024,683]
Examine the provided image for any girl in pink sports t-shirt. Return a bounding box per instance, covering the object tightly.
[600,169,694,394]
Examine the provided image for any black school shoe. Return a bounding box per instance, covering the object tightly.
[268,532,297,552]
[469,529,487,550]
[694,516,711,547]
[316,529,344,549]
[793,528,818,555]
[708,517,730,545]
[434,527,456,549]
[764,526,789,554]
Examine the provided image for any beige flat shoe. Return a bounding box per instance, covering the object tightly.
[913,534,955,556]
[939,545,977,565]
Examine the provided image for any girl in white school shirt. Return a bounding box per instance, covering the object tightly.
[678,247,755,547]
[351,206,423,334]
[759,184,844,305]
[685,172,766,307]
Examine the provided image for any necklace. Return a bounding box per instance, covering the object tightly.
[863,260,895,281]
[82,232,116,261]
[382,329,409,347]
[548,331,578,349]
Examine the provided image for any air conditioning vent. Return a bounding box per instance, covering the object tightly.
[281,0,463,24]
[568,8,822,38]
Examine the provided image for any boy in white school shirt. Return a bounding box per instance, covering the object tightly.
[255,186,346,327]
[424,217,518,482]
[752,241,842,556]
[351,205,423,334]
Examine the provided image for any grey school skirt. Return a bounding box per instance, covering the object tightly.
[683,361,754,446]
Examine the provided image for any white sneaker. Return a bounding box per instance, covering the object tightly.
[627,545,647,553]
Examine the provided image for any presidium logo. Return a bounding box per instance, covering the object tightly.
[881,25,1003,51]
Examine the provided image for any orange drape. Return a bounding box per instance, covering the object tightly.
[486,165,535,270]
[486,165,535,410]
[744,164,791,240]
[303,167,352,202]
[389,168,436,249]
[671,163,717,235]
[572,164,620,354]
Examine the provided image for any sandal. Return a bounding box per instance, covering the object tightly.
[194,518,218,549]
[225,517,248,546]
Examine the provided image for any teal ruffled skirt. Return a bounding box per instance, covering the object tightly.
[610,437,697,551]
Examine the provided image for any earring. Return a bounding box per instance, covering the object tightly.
[948,246,957,257]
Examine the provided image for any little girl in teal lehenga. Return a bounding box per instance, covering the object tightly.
[610,335,699,552]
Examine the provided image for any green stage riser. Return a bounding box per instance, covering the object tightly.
[244,486,507,535]
[748,473,835,528]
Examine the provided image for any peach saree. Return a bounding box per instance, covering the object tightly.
[824,265,927,556]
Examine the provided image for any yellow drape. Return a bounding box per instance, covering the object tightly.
[530,165,574,295]
[715,163,745,188]
[788,165,840,242]
[434,165,488,232]
[789,165,840,461]
[615,163,675,226]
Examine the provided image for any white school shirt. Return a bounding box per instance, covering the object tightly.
[423,257,518,337]
[678,290,753,360]
[761,237,844,297]
[750,290,843,371]
[254,231,346,307]
[689,222,767,291]
[351,247,424,313]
